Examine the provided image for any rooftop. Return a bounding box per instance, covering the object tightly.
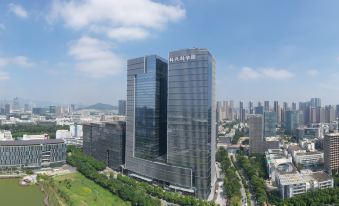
[0,139,64,146]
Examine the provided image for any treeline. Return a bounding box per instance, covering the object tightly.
[67,146,217,206]
[231,128,247,144]
[237,154,267,205]
[216,147,242,206]
[0,124,69,139]
[279,187,339,206]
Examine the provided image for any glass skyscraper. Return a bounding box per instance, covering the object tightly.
[264,111,277,137]
[125,49,216,199]
[167,48,216,198]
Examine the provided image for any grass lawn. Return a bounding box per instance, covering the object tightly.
[54,172,130,206]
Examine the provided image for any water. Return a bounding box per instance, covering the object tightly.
[0,178,44,206]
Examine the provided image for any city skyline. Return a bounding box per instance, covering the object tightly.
[2,1,339,104]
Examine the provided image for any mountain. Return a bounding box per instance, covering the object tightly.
[81,103,117,111]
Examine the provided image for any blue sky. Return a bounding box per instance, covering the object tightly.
[1,0,339,105]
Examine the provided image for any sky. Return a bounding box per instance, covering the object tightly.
[1,0,339,105]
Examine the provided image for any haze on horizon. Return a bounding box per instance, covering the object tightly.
[1,0,339,105]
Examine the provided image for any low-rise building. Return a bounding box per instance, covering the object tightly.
[0,139,66,171]
[0,130,13,141]
[83,121,126,170]
[277,171,333,199]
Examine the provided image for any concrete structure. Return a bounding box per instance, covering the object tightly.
[0,130,13,141]
[22,134,49,140]
[83,121,126,170]
[277,171,333,199]
[0,139,66,170]
[249,115,280,154]
[324,133,339,173]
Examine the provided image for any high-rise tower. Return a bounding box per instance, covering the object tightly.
[125,49,216,199]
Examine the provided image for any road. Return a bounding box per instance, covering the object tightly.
[214,163,227,206]
[230,153,256,206]
[228,153,248,206]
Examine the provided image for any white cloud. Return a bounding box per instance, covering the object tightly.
[238,67,294,80]
[306,69,318,77]
[69,36,124,78]
[238,67,261,80]
[8,3,28,18]
[261,68,294,79]
[0,56,33,67]
[48,0,185,41]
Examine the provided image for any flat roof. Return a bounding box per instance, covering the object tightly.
[0,139,64,146]
[311,172,332,182]
[326,133,339,137]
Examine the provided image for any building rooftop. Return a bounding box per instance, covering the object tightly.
[325,133,339,137]
[288,145,302,152]
[0,139,64,146]
[278,173,305,185]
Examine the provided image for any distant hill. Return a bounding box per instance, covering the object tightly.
[81,103,117,110]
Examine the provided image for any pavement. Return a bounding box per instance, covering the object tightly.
[214,163,227,206]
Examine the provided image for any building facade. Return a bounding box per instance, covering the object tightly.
[118,100,127,116]
[285,111,300,136]
[83,121,126,170]
[0,139,66,170]
[264,111,277,137]
[125,49,216,199]
[324,133,339,173]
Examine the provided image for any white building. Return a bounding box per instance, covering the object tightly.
[0,130,13,141]
[22,134,49,140]
[277,171,333,199]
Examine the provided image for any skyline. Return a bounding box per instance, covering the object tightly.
[2,1,339,104]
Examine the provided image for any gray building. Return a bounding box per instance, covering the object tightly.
[264,111,277,137]
[249,115,265,154]
[0,139,66,171]
[285,111,300,136]
[250,114,279,154]
[125,48,216,199]
[118,100,126,116]
[83,121,126,170]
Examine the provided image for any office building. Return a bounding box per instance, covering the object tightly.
[239,101,245,122]
[83,121,126,170]
[255,106,264,115]
[125,48,216,199]
[12,97,20,112]
[249,115,264,154]
[325,105,336,123]
[291,102,297,111]
[32,107,47,115]
[118,100,127,116]
[324,133,339,173]
[4,104,10,115]
[264,111,277,137]
[310,98,321,108]
[264,101,270,112]
[249,101,254,114]
[24,104,31,112]
[274,101,281,126]
[216,101,222,122]
[285,111,300,136]
[0,139,66,170]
